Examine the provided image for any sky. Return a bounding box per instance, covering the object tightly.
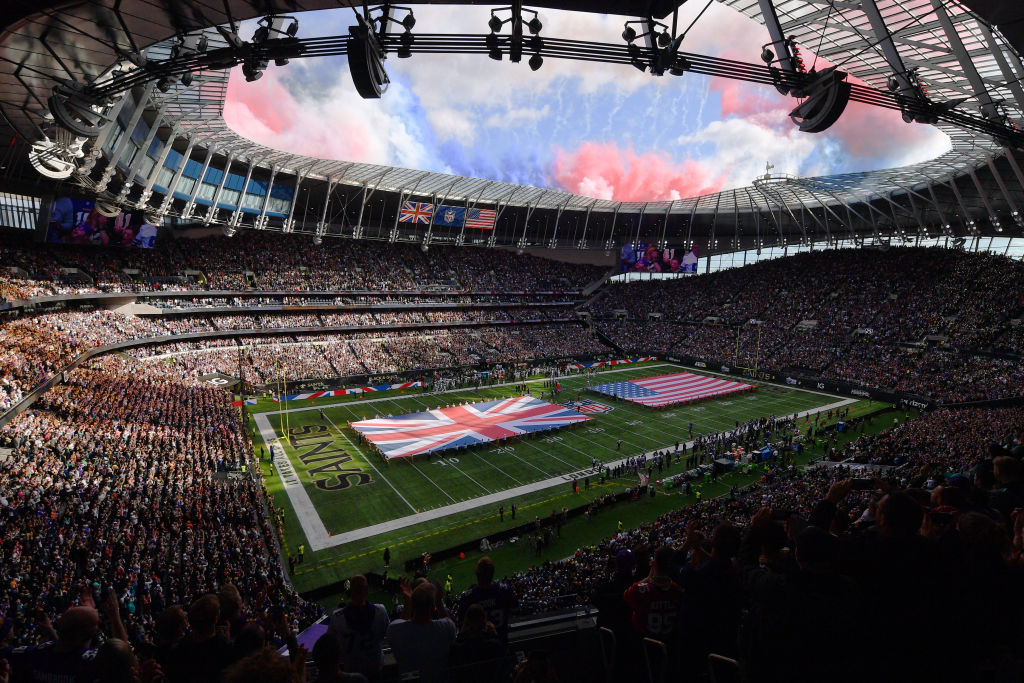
[222,4,952,203]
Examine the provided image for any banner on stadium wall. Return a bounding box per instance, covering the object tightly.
[567,356,657,370]
[273,381,422,402]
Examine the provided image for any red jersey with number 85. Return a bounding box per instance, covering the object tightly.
[623,578,684,638]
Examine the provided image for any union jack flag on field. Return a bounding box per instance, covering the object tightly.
[399,201,434,224]
[350,395,592,459]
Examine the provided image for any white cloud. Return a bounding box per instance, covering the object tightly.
[677,114,819,189]
[485,105,551,128]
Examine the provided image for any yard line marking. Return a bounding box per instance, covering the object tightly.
[322,414,418,515]
[408,461,458,503]
[447,459,492,494]
[467,450,524,486]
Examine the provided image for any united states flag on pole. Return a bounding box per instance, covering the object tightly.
[589,372,753,408]
[464,208,497,229]
[350,396,591,459]
[399,201,434,224]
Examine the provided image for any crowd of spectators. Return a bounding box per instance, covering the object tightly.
[0,356,321,660]
[0,233,604,302]
[499,404,1024,681]
[590,247,1024,400]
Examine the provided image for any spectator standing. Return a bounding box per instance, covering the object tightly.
[623,546,684,643]
[457,557,519,645]
[327,575,389,678]
[386,582,456,683]
[165,594,236,683]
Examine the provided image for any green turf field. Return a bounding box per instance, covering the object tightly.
[246,362,875,592]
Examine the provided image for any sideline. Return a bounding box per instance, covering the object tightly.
[262,394,857,551]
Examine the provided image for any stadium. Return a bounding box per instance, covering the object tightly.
[1,0,1023,681]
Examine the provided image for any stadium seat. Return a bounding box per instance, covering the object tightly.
[642,637,668,683]
[597,626,616,683]
[708,653,741,683]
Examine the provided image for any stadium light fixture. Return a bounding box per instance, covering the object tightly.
[529,53,543,71]
[486,33,502,61]
[622,26,637,43]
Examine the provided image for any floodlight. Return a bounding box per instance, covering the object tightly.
[760,47,774,63]
[628,44,646,72]
[527,17,542,34]
[529,53,543,71]
[622,26,637,43]
[486,32,501,60]
[180,72,194,87]
[242,63,263,82]
[402,13,416,31]
[398,32,414,58]
[657,30,671,47]
[313,235,323,245]
[156,77,173,92]
[489,15,503,33]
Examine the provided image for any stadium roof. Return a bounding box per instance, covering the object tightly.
[1,0,1023,241]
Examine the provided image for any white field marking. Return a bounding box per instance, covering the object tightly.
[253,412,330,549]
[256,362,862,550]
[330,399,457,505]
[466,449,525,486]
[408,460,458,503]
[295,394,859,551]
[322,414,419,515]
[446,458,493,494]
[501,448,556,478]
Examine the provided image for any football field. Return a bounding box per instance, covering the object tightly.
[248,362,866,591]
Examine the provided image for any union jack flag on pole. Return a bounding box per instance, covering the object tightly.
[350,396,592,459]
[399,201,434,224]
[589,372,754,408]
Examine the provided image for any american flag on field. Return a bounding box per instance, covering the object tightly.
[350,395,591,459]
[399,201,434,224]
[464,208,497,229]
[589,372,753,408]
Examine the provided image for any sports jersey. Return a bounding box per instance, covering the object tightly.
[623,577,684,639]
[328,601,390,675]
[1,640,98,683]
[457,582,518,641]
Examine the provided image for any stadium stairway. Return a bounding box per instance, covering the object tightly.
[594,324,624,355]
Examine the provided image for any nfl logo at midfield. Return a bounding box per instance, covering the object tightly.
[562,399,614,414]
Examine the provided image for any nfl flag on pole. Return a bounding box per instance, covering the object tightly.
[464,208,497,230]
[399,202,434,224]
[433,204,465,227]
